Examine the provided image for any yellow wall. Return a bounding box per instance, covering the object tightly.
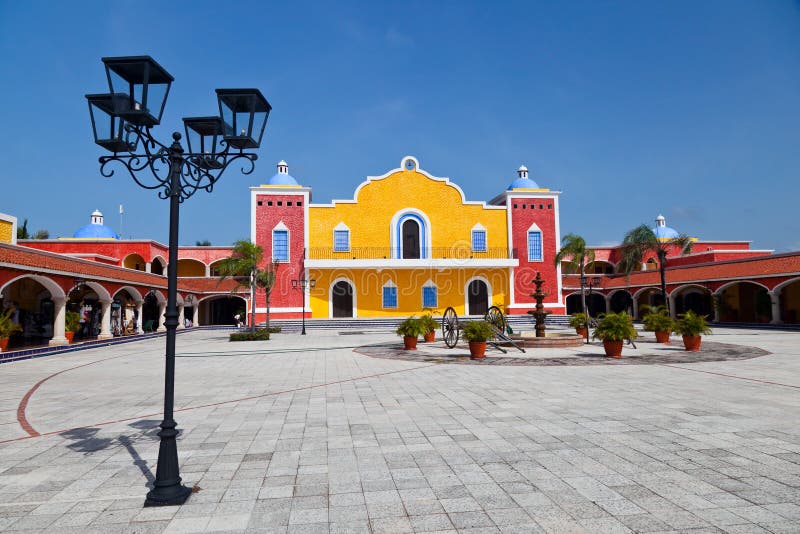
[309,169,507,253]
[308,267,510,317]
[0,219,13,244]
[177,259,206,277]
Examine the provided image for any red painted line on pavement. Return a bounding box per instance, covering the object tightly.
[3,362,433,445]
[16,356,125,438]
[661,364,800,389]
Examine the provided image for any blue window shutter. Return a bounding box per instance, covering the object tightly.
[472,230,486,252]
[423,286,437,308]
[382,286,397,308]
[528,231,542,261]
[334,230,349,252]
[273,230,289,261]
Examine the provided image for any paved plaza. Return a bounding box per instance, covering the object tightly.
[0,327,799,533]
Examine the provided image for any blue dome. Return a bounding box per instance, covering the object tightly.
[507,177,540,190]
[267,172,299,186]
[73,224,119,239]
[653,215,679,239]
[267,160,300,186]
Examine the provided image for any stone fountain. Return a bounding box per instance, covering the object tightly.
[509,271,583,348]
[528,271,550,337]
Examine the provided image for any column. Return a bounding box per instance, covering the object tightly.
[192,305,199,327]
[712,293,721,322]
[769,290,782,324]
[145,261,152,273]
[136,301,144,333]
[668,293,677,319]
[632,298,639,321]
[98,299,113,340]
[177,303,185,330]
[604,294,611,314]
[49,296,68,346]
[157,302,167,332]
[205,264,211,277]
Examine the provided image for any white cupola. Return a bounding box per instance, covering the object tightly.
[277,160,289,174]
[91,209,104,225]
[517,165,529,179]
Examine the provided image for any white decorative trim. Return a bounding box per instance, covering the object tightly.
[464,275,492,315]
[553,195,563,306]
[255,306,307,313]
[305,258,519,269]
[309,156,506,210]
[112,285,144,304]
[389,208,433,258]
[329,276,357,318]
[0,273,67,300]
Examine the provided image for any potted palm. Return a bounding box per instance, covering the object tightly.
[592,311,638,358]
[462,320,494,359]
[65,310,81,344]
[641,306,674,344]
[0,309,22,353]
[568,312,589,339]
[396,316,425,350]
[673,310,712,352]
[419,314,438,343]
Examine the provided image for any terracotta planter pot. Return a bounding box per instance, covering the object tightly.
[576,327,588,339]
[403,336,418,350]
[603,340,623,358]
[654,330,671,344]
[65,332,75,344]
[682,335,702,352]
[469,341,487,359]
[423,331,435,343]
[0,337,8,353]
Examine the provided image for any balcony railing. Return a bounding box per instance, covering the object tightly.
[306,247,518,260]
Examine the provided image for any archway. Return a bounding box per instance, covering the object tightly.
[672,285,713,317]
[112,287,142,335]
[467,279,489,316]
[198,295,246,326]
[401,219,421,259]
[331,280,354,318]
[634,287,665,319]
[777,278,800,324]
[586,261,614,274]
[565,293,582,315]
[122,254,147,271]
[141,291,165,332]
[177,259,207,277]
[718,281,772,323]
[209,260,226,277]
[587,293,606,317]
[609,290,633,314]
[151,256,166,276]
[0,275,62,348]
[66,282,110,341]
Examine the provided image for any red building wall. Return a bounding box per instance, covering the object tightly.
[253,193,306,314]
[508,196,561,308]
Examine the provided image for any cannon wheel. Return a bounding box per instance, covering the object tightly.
[442,306,459,348]
[485,306,506,337]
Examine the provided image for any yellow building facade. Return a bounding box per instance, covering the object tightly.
[0,213,17,245]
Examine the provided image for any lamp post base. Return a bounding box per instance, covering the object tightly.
[144,484,191,507]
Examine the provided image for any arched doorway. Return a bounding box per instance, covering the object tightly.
[565,293,582,315]
[67,283,109,340]
[718,282,771,323]
[401,219,421,259]
[142,292,163,332]
[467,279,489,316]
[198,296,246,326]
[112,287,142,335]
[331,281,354,318]
[609,291,633,314]
[778,278,800,324]
[635,288,665,319]
[672,286,713,317]
[0,275,60,348]
[587,293,606,317]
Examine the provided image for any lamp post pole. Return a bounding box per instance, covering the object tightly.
[585,276,601,343]
[85,56,271,507]
[292,277,316,335]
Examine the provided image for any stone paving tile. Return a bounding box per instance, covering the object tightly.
[0,328,799,532]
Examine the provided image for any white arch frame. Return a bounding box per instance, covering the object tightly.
[68,281,112,303]
[632,286,662,301]
[669,283,712,298]
[767,276,800,296]
[196,294,248,305]
[0,274,66,301]
[464,275,492,316]
[389,208,433,259]
[122,253,148,271]
[112,285,143,304]
[714,279,771,296]
[329,276,357,318]
[151,255,167,274]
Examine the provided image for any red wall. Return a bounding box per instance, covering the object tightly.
[509,197,560,306]
[254,193,306,311]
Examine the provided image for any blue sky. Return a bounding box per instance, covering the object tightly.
[1,1,799,250]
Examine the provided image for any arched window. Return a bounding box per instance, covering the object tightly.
[527,223,543,262]
[273,221,289,262]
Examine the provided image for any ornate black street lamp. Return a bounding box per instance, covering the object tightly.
[291,277,316,335]
[85,55,271,507]
[582,275,602,343]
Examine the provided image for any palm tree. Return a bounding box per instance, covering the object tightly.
[215,240,279,331]
[617,225,693,314]
[554,234,595,323]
